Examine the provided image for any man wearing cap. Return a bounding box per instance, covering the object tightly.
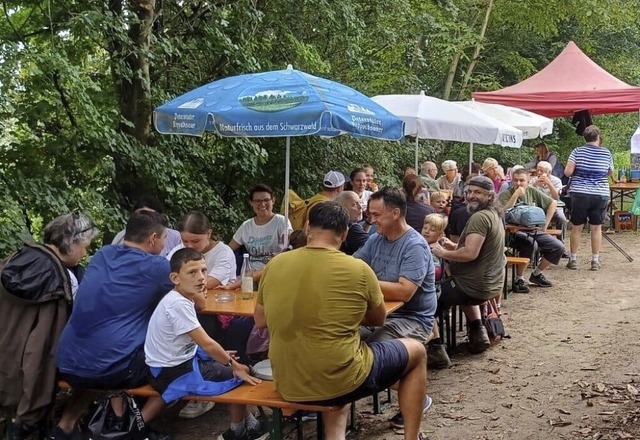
[499,168,563,291]
[430,176,506,354]
[303,171,345,225]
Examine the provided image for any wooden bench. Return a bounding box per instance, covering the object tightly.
[57,380,341,440]
[504,256,530,299]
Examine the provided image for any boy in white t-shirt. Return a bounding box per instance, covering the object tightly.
[145,248,268,440]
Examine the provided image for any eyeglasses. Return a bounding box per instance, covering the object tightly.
[251,198,272,205]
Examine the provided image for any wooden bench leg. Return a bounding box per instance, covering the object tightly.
[347,401,358,433]
[451,305,457,349]
[503,265,509,300]
[316,411,324,440]
[270,408,285,440]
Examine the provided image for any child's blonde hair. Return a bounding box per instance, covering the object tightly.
[423,213,448,232]
[430,192,447,203]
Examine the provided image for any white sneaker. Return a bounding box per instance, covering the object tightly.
[178,401,215,419]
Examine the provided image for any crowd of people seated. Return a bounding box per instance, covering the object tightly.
[0,125,616,440]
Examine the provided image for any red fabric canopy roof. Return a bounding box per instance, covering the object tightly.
[472,41,640,117]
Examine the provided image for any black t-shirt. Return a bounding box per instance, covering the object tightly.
[447,206,472,238]
[340,222,369,255]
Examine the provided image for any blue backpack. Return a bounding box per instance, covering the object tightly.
[504,203,546,228]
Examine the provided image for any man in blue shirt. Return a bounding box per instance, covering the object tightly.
[354,187,436,430]
[53,211,175,440]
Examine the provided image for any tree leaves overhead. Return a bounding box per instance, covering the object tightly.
[1,0,639,254]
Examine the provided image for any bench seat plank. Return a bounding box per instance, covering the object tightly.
[57,380,337,412]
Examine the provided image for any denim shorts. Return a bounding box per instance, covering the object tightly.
[300,340,409,407]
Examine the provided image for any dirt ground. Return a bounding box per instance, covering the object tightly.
[155,231,640,440]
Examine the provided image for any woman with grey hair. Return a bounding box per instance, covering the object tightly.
[0,213,98,440]
[437,160,464,209]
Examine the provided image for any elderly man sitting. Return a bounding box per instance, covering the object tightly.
[532,160,567,241]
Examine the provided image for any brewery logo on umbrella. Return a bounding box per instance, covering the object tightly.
[239,89,309,113]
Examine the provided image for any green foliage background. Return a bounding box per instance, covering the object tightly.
[1,0,640,255]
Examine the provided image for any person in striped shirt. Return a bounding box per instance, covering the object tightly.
[564,125,615,271]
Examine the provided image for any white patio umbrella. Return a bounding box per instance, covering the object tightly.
[372,91,523,172]
[456,101,553,139]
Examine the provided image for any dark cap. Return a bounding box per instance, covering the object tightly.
[467,175,494,192]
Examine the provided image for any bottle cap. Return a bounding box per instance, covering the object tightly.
[243,253,249,257]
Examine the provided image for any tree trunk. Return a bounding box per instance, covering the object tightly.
[457,0,494,100]
[110,0,156,146]
[442,51,461,100]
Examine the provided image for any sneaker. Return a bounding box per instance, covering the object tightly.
[529,272,552,287]
[512,278,530,293]
[427,343,452,369]
[566,259,577,270]
[468,326,491,354]
[389,394,432,429]
[300,411,317,421]
[218,428,249,440]
[179,400,215,419]
[590,260,601,271]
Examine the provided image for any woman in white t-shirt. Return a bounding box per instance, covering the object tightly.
[167,212,236,289]
[228,184,292,284]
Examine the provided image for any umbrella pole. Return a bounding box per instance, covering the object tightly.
[415,138,419,171]
[283,136,291,249]
[469,143,474,174]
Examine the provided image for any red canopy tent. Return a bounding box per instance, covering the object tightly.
[472,41,640,118]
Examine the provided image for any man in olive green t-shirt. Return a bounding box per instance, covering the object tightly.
[255,202,429,440]
[430,176,506,354]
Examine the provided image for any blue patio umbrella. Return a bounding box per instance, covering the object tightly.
[154,65,405,235]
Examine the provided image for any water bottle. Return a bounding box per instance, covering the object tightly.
[241,253,253,300]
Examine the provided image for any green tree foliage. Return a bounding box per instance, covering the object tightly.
[1,0,640,255]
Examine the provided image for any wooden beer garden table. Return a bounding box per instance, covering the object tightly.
[609,181,639,228]
[202,289,404,316]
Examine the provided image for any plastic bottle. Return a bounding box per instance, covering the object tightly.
[241,253,253,300]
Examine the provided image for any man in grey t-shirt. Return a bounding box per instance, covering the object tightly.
[430,176,506,354]
[354,187,436,429]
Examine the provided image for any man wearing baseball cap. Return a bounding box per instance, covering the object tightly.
[303,171,345,225]
[429,176,506,354]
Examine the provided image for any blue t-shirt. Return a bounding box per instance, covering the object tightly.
[354,228,436,334]
[567,144,613,197]
[57,245,173,378]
